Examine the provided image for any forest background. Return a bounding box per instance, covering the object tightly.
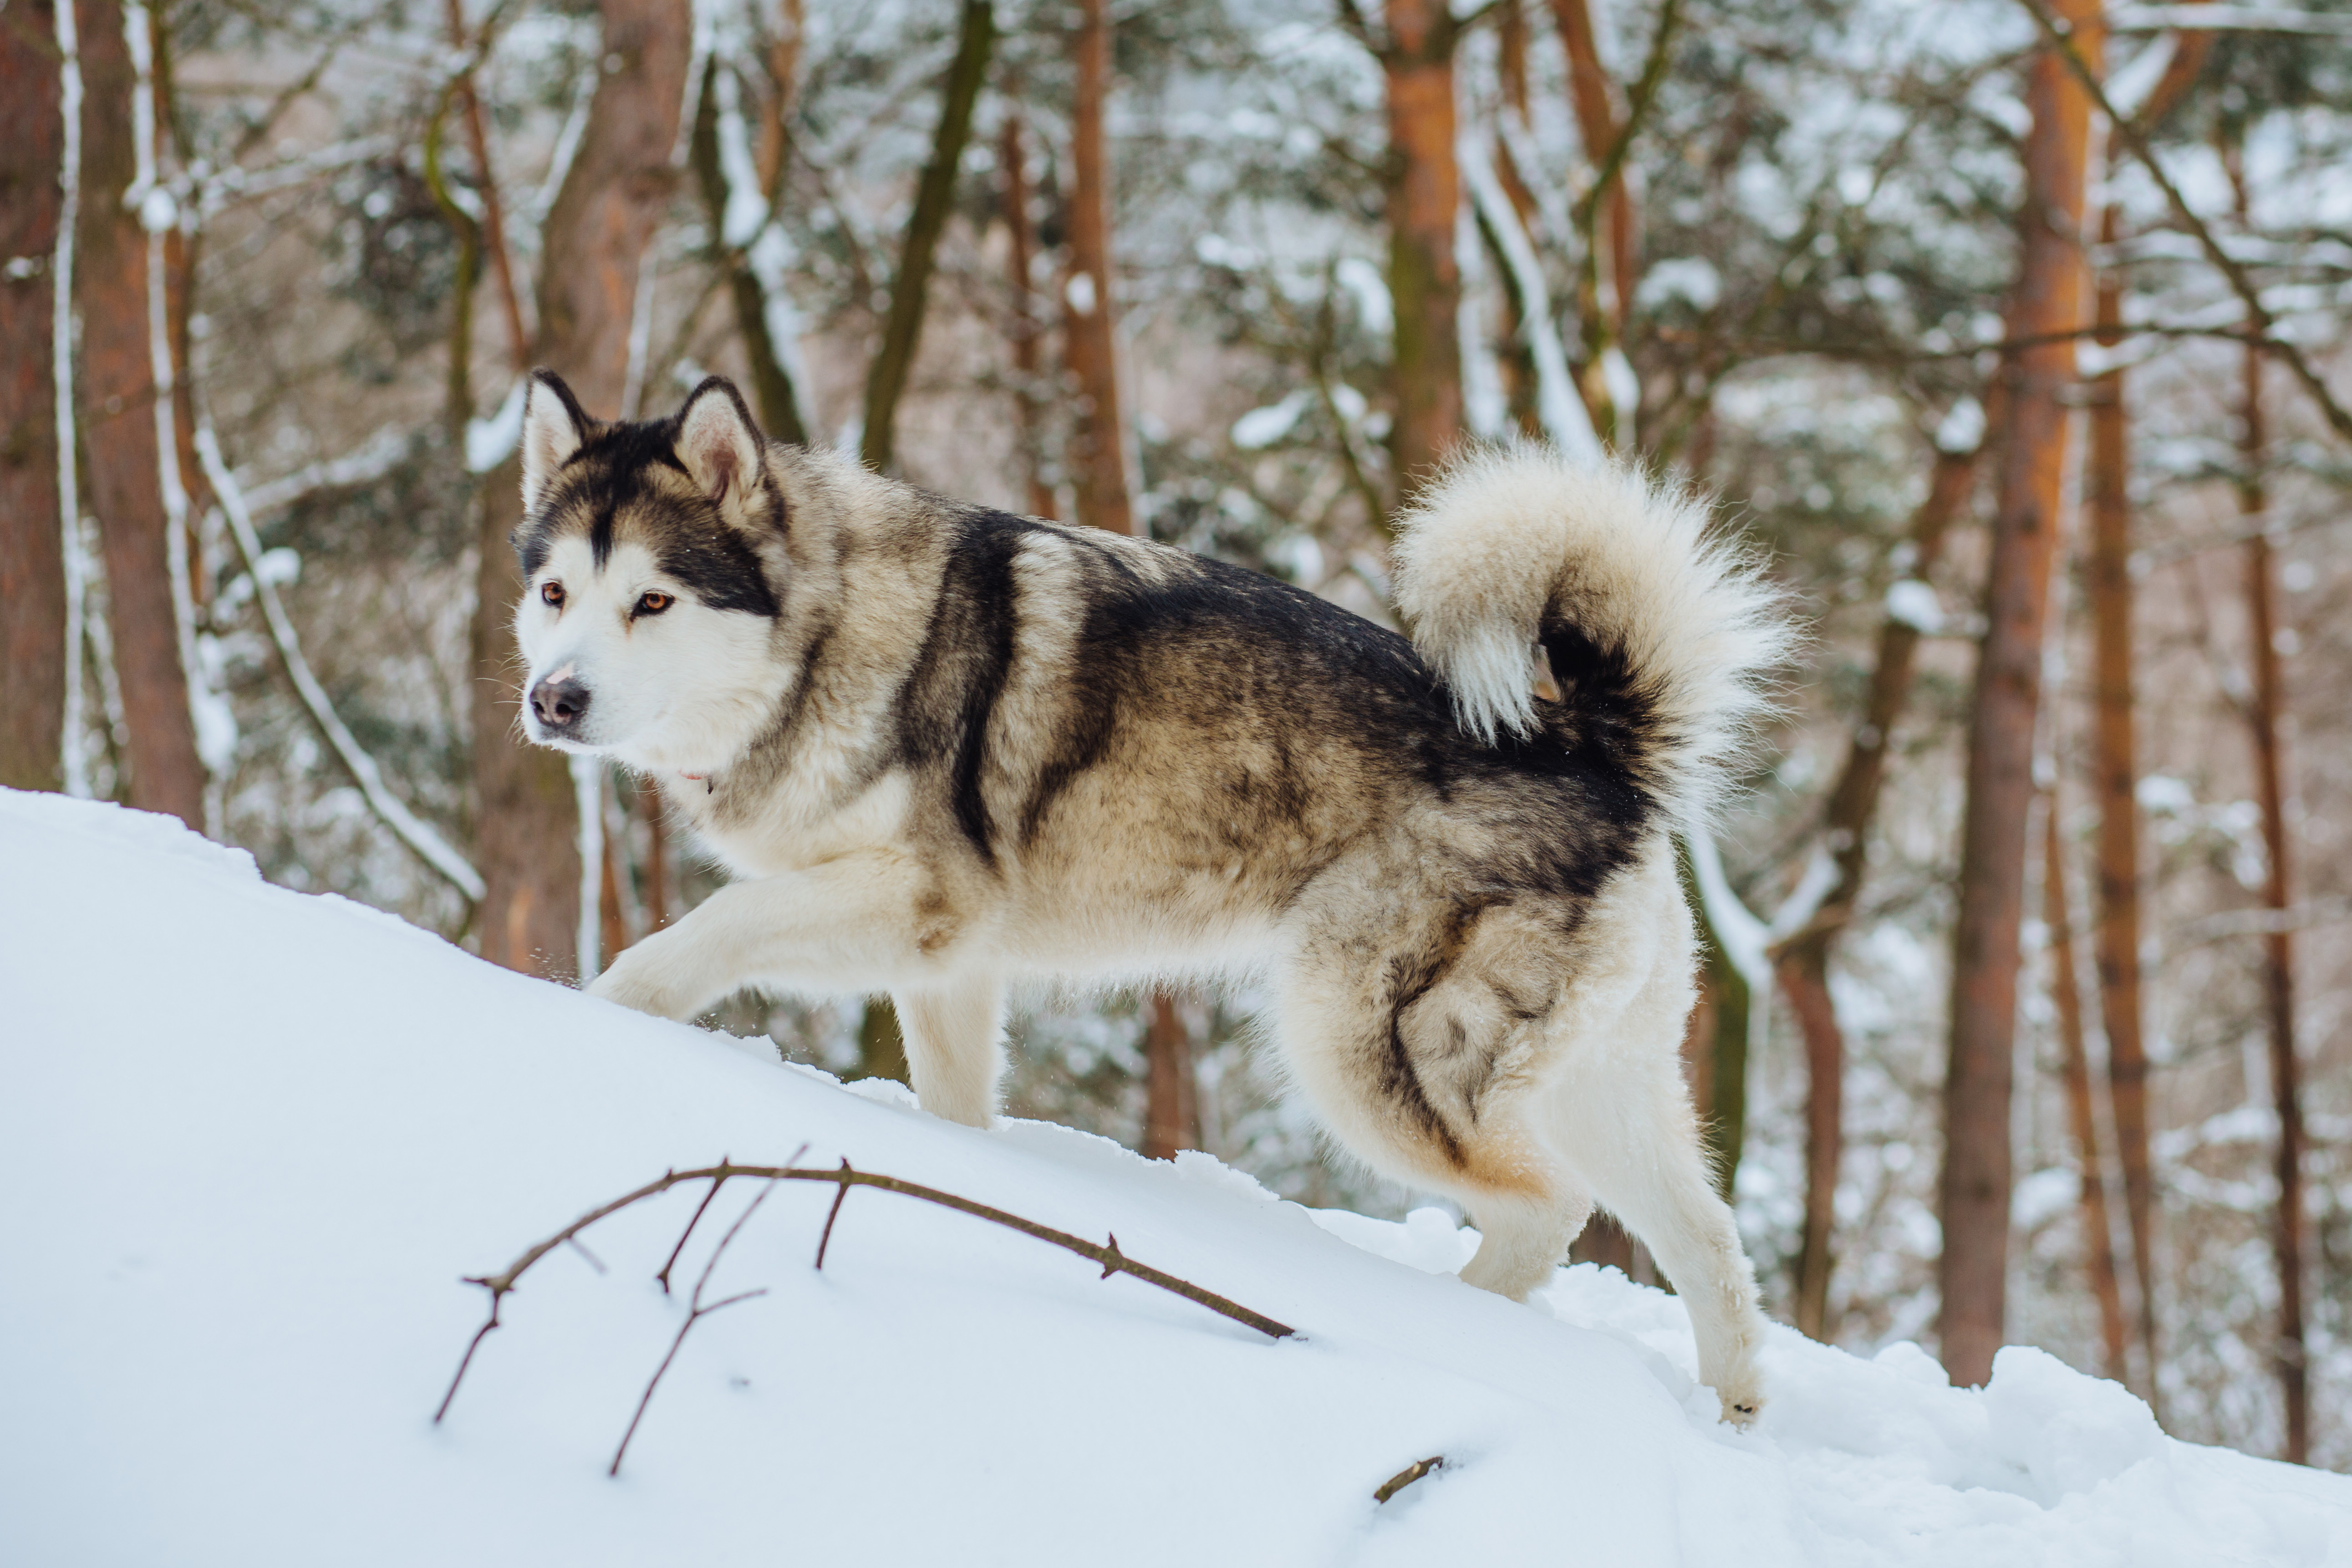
[3,0,2350,1472]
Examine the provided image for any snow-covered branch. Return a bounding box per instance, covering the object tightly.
[194,428,485,902]
[1459,134,1604,463]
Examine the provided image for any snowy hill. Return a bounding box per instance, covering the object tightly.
[3,789,2348,1566]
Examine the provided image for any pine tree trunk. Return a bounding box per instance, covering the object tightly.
[1062,0,1130,536]
[1382,0,1463,498]
[998,112,1058,520]
[1488,0,1543,438]
[2045,793,2131,1380]
[858,0,993,476]
[1059,2,1196,1148]
[1939,0,2100,1388]
[2238,321,2307,1466]
[1545,0,1635,331]
[75,0,203,829]
[1141,995,1200,1159]
[2084,206,2160,1399]
[468,0,690,977]
[1781,423,1986,1340]
[0,2,68,794]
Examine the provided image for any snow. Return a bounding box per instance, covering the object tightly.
[6,789,2352,1566]
[1885,577,1946,634]
[1232,388,1314,449]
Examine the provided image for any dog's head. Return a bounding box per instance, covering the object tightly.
[511,370,792,773]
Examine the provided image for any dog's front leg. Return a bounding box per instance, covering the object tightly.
[587,851,946,1021]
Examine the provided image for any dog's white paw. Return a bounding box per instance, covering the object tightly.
[1713,1373,1765,1429]
[586,949,694,1020]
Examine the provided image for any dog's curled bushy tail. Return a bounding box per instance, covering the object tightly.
[1391,446,1791,826]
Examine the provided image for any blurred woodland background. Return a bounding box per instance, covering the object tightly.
[4,0,2352,1468]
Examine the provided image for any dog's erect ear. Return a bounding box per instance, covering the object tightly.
[519,369,594,514]
[674,376,769,519]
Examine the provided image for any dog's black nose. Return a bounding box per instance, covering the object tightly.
[530,676,591,730]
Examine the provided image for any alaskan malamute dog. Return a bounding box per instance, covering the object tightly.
[512,369,1787,1422]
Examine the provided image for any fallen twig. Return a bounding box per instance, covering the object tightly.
[610,1179,779,1476]
[1375,1455,1446,1503]
[435,1155,1297,1469]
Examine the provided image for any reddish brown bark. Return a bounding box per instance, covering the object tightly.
[1381,0,1463,498]
[2084,204,2160,1398]
[1054,11,1196,1143]
[752,0,804,195]
[1545,0,1636,332]
[1777,426,1986,1340]
[1141,995,1201,1160]
[2045,795,2130,1380]
[1939,0,2101,1388]
[75,0,202,828]
[468,0,690,977]
[1000,112,1058,521]
[0,2,68,794]
[1062,0,1130,535]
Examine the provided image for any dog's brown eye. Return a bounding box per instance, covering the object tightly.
[636,591,673,616]
[540,581,565,608]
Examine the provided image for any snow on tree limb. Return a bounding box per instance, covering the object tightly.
[194,427,486,902]
[1457,135,1603,462]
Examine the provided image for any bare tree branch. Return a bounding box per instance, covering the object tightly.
[610,1178,779,1475]
[434,1156,1298,1441]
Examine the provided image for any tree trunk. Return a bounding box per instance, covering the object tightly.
[689,63,808,445]
[1545,0,1635,336]
[2084,205,2160,1399]
[858,0,993,476]
[1781,420,1987,1341]
[1677,843,1750,1204]
[1939,0,2100,1389]
[1486,0,1543,438]
[1062,0,1130,536]
[0,2,68,794]
[1141,995,1201,1159]
[752,0,803,196]
[2045,792,2131,1380]
[1382,0,1463,498]
[75,0,202,829]
[468,0,690,978]
[2232,254,2306,1466]
[1059,2,1195,1148]
[998,112,1058,520]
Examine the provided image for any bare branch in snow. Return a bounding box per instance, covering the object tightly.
[1374,1455,1445,1502]
[433,1156,1299,1462]
[610,1178,779,1476]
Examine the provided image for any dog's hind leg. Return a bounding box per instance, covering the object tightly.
[894,974,1005,1129]
[1270,945,1593,1302]
[1547,973,1769,1425]
[1456,1174,1595,1301]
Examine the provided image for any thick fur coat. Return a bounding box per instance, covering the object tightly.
[509,370,1789,1422]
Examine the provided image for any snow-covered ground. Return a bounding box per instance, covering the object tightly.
[4,789,2348,1566]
